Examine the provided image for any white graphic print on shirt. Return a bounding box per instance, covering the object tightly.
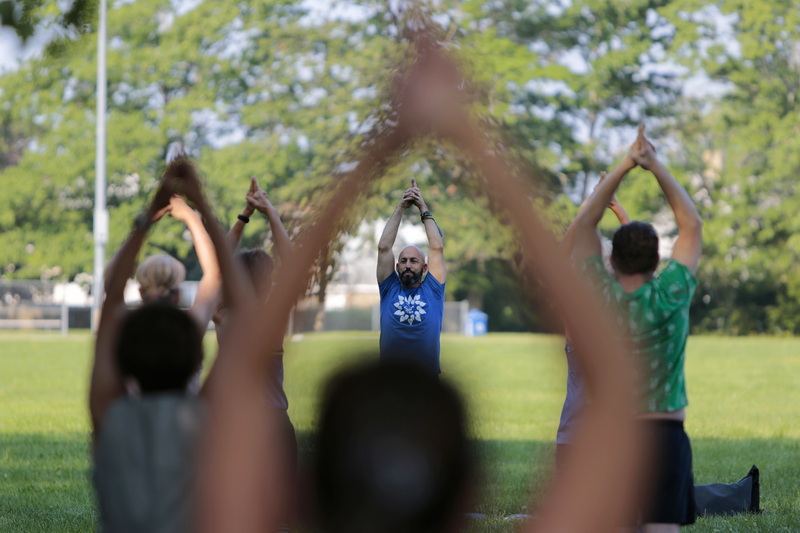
[393,294,427,325]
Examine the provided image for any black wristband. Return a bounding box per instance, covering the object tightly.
[419,211,442,237]
[237,214,250,224]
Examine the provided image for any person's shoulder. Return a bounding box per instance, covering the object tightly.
[655,259,698,301]
[424,272,445,286]
[379,272,400,299]
[660,258,698,284]
[423,273,445,299]
[581,255,611,280]
[379,272,399,288]
[581,254,605,269]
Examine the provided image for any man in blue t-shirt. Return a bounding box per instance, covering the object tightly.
[377,178,446,374]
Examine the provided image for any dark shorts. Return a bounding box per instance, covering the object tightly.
[641,419,697,526]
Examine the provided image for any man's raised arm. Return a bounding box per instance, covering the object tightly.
[630,125,703,274]
[90,180,172,436]
[571,154,637,265]
[246,179,292,262]
[168,195,220,330]
[227,177,257,249]
[562,171,631,255]
[170,165,257,399]
[377,182,415,283]
[409,178,445,283]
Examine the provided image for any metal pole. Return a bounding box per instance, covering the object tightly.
[92,0,108,332]
[61,299,68,336]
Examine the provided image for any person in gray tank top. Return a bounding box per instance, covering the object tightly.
[89,156,252,533]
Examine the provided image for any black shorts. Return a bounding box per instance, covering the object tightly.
[641,419,697,526]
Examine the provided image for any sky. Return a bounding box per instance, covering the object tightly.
[0,26,51,73]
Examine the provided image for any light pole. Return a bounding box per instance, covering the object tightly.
[92,0,108,331]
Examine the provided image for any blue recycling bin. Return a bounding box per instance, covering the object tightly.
[465,308,488,337]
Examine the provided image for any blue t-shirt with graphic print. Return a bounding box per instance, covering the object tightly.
[379,272,445,374]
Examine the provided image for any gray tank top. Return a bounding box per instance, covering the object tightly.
[93,394,206,533]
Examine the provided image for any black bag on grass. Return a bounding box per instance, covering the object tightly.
[694,465,760,516]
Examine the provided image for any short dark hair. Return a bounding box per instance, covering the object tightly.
[313,360,473,533]
[116,304,203,392]
[611,221,660,275]
[237,249,274,295]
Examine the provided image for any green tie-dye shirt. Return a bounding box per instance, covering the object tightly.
[584,256,697,413]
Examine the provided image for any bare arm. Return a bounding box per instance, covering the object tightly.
[263,206,291,261]
[568,182,630,251]
[571,156,637,265]
[608,196,631,225]
[246,178,292,262]
[562,171,624,255]
[630,125,702,273]
[409,179,446,283]
[377,189,413,283]
[168,166,257,398]
[194,166,290,533]
[227,178,258,249]
[89,189,171,437]
[168,195,220,329]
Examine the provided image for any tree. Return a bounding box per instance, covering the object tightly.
[466,0,683,199]
[0,0,721,333]
[0,0,96,55]
[663,1,800,333]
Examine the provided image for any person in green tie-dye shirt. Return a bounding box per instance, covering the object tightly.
[585,252,697,414]
[571,125,703,533]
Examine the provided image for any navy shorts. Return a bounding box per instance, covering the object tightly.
[641,419,697,526]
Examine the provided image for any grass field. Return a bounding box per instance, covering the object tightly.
[1,331,799,532]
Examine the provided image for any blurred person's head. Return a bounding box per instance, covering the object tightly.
[312,360,473,533]
[611,221,659,277]
[136,254,186,305]
[116,303,203,393]
[213,249,274,334]
[238,249,274,296]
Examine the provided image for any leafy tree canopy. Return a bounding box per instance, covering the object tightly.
[4,0,795,333]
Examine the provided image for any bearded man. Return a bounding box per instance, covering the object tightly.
[376,178,446,374]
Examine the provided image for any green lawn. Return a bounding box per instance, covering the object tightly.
[1,331,799,532]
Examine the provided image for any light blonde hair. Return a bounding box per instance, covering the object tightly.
[135,254,186,301]
[600,236,615,275]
